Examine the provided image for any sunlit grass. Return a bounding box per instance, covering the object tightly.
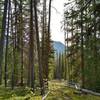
[0,81,100,100]
[47,80,100,100]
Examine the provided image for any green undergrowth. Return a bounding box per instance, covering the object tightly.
[0,81,100,100]
[0,86,42,100]
[46,80,100,100]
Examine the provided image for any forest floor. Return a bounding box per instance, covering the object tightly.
[47,80,100,100]
[0,80,100,100]
[0,85,42,100]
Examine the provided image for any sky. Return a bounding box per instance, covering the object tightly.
[51,0,65,44]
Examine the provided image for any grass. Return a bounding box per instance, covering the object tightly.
[0,86,42,100]
[46,80,100,100]
[0,81,100,100]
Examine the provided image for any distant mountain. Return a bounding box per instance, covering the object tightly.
[53,41,65,53]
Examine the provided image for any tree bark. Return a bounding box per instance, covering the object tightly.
[0,0,8,84]
[33,0,44,95]
[4,0,11,87]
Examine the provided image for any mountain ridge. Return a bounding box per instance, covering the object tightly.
[53,41,65,53]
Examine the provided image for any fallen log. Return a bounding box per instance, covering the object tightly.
[66,82,100,96]
[81,89,100,96]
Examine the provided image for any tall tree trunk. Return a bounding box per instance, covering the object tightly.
[48,0,52,34]
[93,0,97,90]
[4,0,11,87]
[0,0,8,84]
[41,0,46,80]
[47,0,52,75]
[29,0,35,90]
[70,11,74,82]
[19,0,24,86]
[33,0,44,95]
[13,0,18,85]
[80,5,85,88]
[64,15,67,80]
[11,10,15,89]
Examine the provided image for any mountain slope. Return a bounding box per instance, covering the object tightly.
[53,41,65,53]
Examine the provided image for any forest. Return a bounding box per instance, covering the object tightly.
[0,0,100,100]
